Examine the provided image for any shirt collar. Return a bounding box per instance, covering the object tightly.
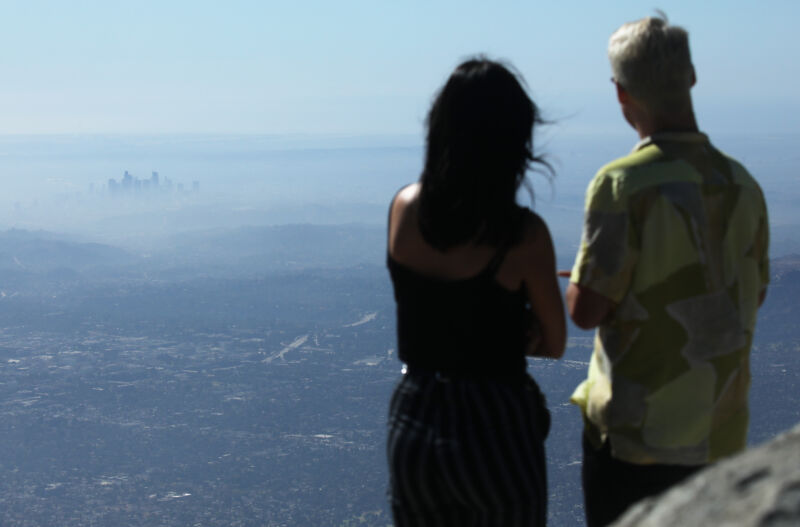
[633,131,709,152]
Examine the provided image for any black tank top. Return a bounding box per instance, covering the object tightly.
[387,243,529,379]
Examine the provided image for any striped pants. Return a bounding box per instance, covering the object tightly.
[387,371,550,526]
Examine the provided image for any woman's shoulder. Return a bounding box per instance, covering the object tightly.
[510,207,554,260]
[389,183,421,228]
[491,207,554,291]
[515,207,547,242]
[388,183,422,256]
[390,183,420,213]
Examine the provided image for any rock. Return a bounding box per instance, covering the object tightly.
[612,422,800,527]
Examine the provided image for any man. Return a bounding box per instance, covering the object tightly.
[567,14,769,527]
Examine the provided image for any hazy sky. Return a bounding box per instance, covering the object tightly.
[2,0,798,136]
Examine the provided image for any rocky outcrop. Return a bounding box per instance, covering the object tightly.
[613,423,800,526]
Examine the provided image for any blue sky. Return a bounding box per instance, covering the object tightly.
[1,0,798,136]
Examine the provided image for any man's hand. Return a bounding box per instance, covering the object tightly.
[566,282,616,330]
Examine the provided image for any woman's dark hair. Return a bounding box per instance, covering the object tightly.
[419,57,549,250]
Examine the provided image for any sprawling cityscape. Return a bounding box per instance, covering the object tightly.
[0,224,797,526]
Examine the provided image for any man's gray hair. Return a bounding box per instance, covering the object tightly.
[608,14,694,112]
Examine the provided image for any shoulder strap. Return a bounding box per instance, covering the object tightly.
[480,235,515,278]
[481,250,507,278]
[479,207,530,278]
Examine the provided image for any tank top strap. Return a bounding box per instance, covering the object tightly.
[478,208,527,279]
[479,237,514,279]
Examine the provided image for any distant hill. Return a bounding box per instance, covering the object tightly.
[153,224,385,275]
[0,224,386,287]
[0,229,132,283]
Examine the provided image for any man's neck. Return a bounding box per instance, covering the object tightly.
[634,108,699,139]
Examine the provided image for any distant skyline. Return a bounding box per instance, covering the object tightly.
[2,1,798,137]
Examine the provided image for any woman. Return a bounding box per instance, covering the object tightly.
[386,58,567,526]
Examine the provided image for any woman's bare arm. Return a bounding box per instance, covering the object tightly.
[521,216,566,359]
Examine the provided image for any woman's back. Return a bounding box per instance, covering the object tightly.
[388,186,529,378]
[388,183,566,360]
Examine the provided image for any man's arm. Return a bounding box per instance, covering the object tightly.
[568,276,766,329]
[568,171,635,329]
[566,282,616,330]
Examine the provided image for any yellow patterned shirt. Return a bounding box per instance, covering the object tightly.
[570,132,769,465]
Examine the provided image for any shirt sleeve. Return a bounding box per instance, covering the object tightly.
[570,171,638,303]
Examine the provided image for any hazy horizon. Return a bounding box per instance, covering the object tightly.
[1,131,798,260]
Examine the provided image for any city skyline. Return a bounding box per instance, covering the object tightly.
[106,170,199,196]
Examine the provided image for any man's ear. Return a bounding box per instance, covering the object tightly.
[690,65,697,87]
[616,81,630,104]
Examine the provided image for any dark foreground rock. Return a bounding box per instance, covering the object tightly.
[613,422,800,527]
